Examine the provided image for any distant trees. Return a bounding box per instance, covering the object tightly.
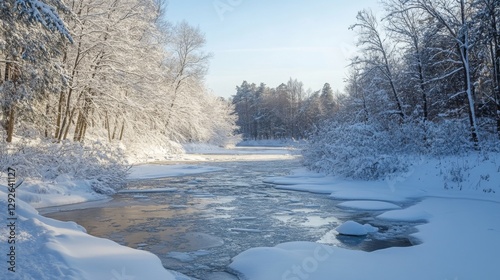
[232,79,336,139]
[340,0,500,143]
[304,0,500,180]
[1,0,237,150]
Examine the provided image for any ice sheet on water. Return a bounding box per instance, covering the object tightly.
[302,216,339,227]
[166,250,210,262]
[337,200,401,211]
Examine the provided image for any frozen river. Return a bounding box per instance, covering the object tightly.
[42,147,416,279]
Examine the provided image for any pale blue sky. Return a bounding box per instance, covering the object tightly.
[165,0,381,98]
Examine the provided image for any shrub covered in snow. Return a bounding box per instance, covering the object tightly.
[0,139,127,191]
[303,122,409,180]
[303,119,496,180]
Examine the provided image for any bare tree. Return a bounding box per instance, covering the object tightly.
[474,0,500,137]
[408,0,479,143]
[350,9,405,119]
[163,21,211,134]
[384,0,431,122]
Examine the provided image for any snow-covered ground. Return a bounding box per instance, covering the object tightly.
[128,164,226,180]
[229,153,500,280]
[236,139,306,147]
[3,144,499,279]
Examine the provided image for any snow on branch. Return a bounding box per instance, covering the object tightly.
[15,0,73,42]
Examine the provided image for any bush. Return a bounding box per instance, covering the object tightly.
[0,139,127,190]
[303,122,409,180]
[303,119,491,180]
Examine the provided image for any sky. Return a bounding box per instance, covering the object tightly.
[165,0,382,99]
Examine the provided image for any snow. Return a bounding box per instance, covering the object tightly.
[127,164,225,180]
[182,143,234,154]
[0,189,178,280]
[377,208,431,222]
[16,177,109,209]
[236,139,306,147]
[337,200,401,210]
[4,145,500,279]
[335,220,378,236]
[230,153,500,280]
[231,197,500,280]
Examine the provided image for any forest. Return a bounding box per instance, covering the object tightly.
[2,0,500,184]
[232,79,337,140]
[230,0,500,179]
[0,0,237,188]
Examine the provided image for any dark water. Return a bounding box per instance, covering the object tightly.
[42,154,419,279]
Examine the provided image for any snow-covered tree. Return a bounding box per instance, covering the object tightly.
[303,0,500,180]
[0,0,71,142]
[408,0,480,143]
[163,20,211,139]
[350,9,405,120]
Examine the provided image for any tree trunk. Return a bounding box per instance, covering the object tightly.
[63,106,77,141]
[45,97,51,138]
[416,56,428,122]
[495,47,500,137]
[111,117,119,140]
[79,121,88,142]
[105,111,111,142]
[6,104,15,143]
[488,0,500,138]
[119,120,125,141]
[73,110,84,142]
[459,0,479,145]
[54,90,65,138]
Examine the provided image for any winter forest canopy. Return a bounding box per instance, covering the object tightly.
[229,0,500,179]
[0,0,238,184]
[1,0,500,184]
[0,0,237,145]
[232,79,337,140]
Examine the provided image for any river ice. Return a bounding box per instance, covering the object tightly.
[43,148,417,279]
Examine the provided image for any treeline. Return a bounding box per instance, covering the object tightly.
[0,0,237,149]
[304,0,500,179]
[342,0,499,140]
[232,79,337,139]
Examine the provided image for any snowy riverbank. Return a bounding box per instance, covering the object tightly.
[0,144,297,279]
[2,147,499,279]
[229,153,500,280]
[0,161,234,279]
